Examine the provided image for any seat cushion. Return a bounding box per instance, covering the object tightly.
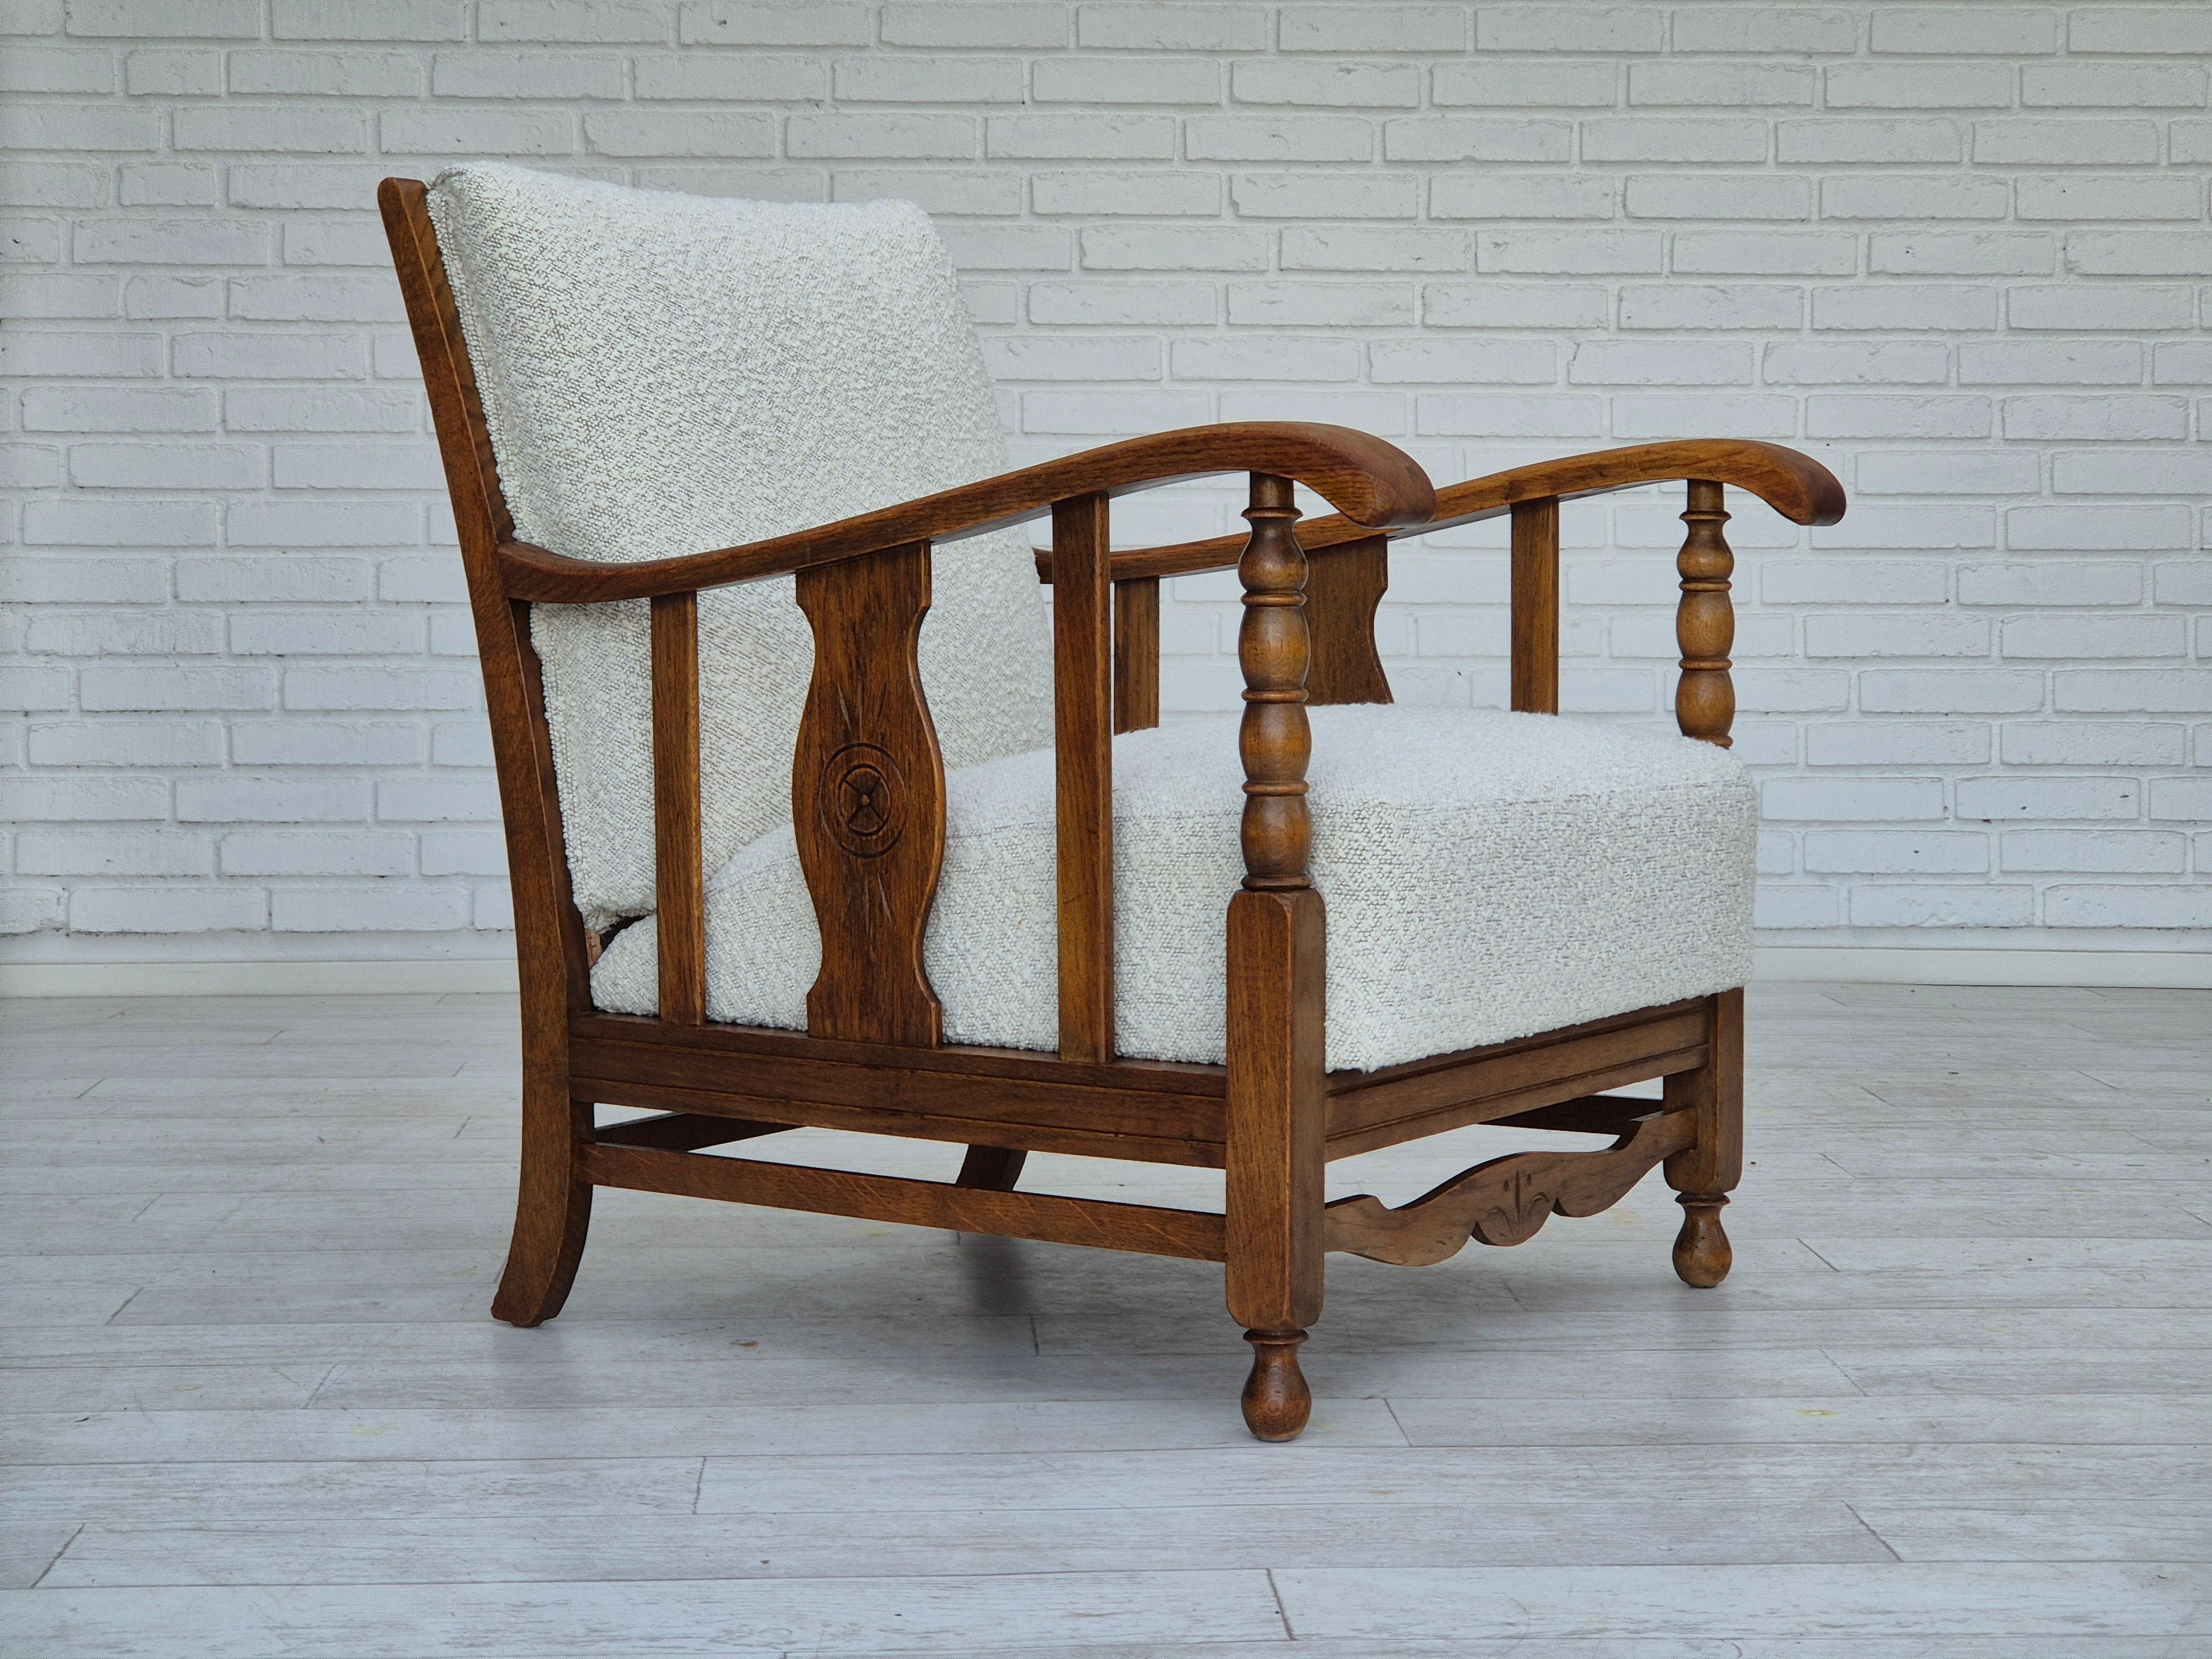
[426,164,1055,928]
[590,707,1756,1073]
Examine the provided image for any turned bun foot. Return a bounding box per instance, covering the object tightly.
[1240,1328,1312,1441]
[1672,1193,1733,1288]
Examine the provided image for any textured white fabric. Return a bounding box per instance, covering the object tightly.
[592,707,1757,1073]
[425,164,1055,927]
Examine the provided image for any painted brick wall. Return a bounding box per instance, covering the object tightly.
[4,0,2209,969]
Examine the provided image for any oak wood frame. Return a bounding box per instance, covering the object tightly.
[383,177,1840,1442]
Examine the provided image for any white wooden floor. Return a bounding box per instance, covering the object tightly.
[2,982,2208,1657]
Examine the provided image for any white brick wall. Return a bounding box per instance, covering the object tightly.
[4,0,2209,966]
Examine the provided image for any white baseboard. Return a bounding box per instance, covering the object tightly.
[1752,945,2212,990]
[0,958,519,998]
[4,945,2205,998]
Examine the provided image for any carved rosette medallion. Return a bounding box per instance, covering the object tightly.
[819,742,905,859]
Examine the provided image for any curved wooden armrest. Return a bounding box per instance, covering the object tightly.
[1426,439,1843,533]
[1065,439,1844,584]
[497,422,1433,603]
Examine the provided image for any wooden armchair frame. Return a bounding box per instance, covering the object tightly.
[382,178,1845,1440]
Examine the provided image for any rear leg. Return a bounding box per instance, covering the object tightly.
[491,1076,592,1326]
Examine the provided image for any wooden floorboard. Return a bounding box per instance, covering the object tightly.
[1,983,2208,1654]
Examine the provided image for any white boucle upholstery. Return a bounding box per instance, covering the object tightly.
[425,164,1055,927]
[592,707,1757,1073]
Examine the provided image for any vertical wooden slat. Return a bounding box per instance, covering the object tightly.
[1509,496,1559,715]
[1675,478,1736,748]
[1053,493,1115,1062]
[1112,575,1160,734]
[791,542,945,1047]
[1304,534,1391,706]
[650,590,705,1026]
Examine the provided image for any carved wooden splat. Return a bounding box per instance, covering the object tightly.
[1323,1109,1695,1266]
[1304,534,1391,707]
[792,540,946,1047]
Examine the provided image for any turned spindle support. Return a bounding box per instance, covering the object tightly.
[1224,473,1326,1443]
[1234,473,1314,893]
[1670,504,1743,1280]
[1675,478,1735,748]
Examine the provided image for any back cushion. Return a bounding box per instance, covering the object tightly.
[426,164,1055,927]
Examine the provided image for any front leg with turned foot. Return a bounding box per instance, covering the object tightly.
[1664,988,1743,1289]
[1223,472,1328,1441]
[1225,887,1326,1441]
[1666,484,1745,1288]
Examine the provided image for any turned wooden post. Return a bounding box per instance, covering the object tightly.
[1670,486,1741,1280]
[1234,475,1314,893]
[1675,478,1735,748]
[1224,472,1327,1442]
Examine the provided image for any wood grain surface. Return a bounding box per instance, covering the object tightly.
[495,421,1434,603]
[791,542,946,1047]
[648,592,704,1026]
[1509,497,1560,717]
[1053,437,1845,583]
[1303,535,1392,707]
[1051,493,1116,1064]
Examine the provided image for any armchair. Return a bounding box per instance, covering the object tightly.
[383,164,1843,1441]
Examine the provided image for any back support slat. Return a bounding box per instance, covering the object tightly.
[1053,493,1115,1063]
[650,591,705,1025]
[791,542,945,1046]
[1112,576,1160,734]
[1509,497,1561,715]
[1304,535,1392,706]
